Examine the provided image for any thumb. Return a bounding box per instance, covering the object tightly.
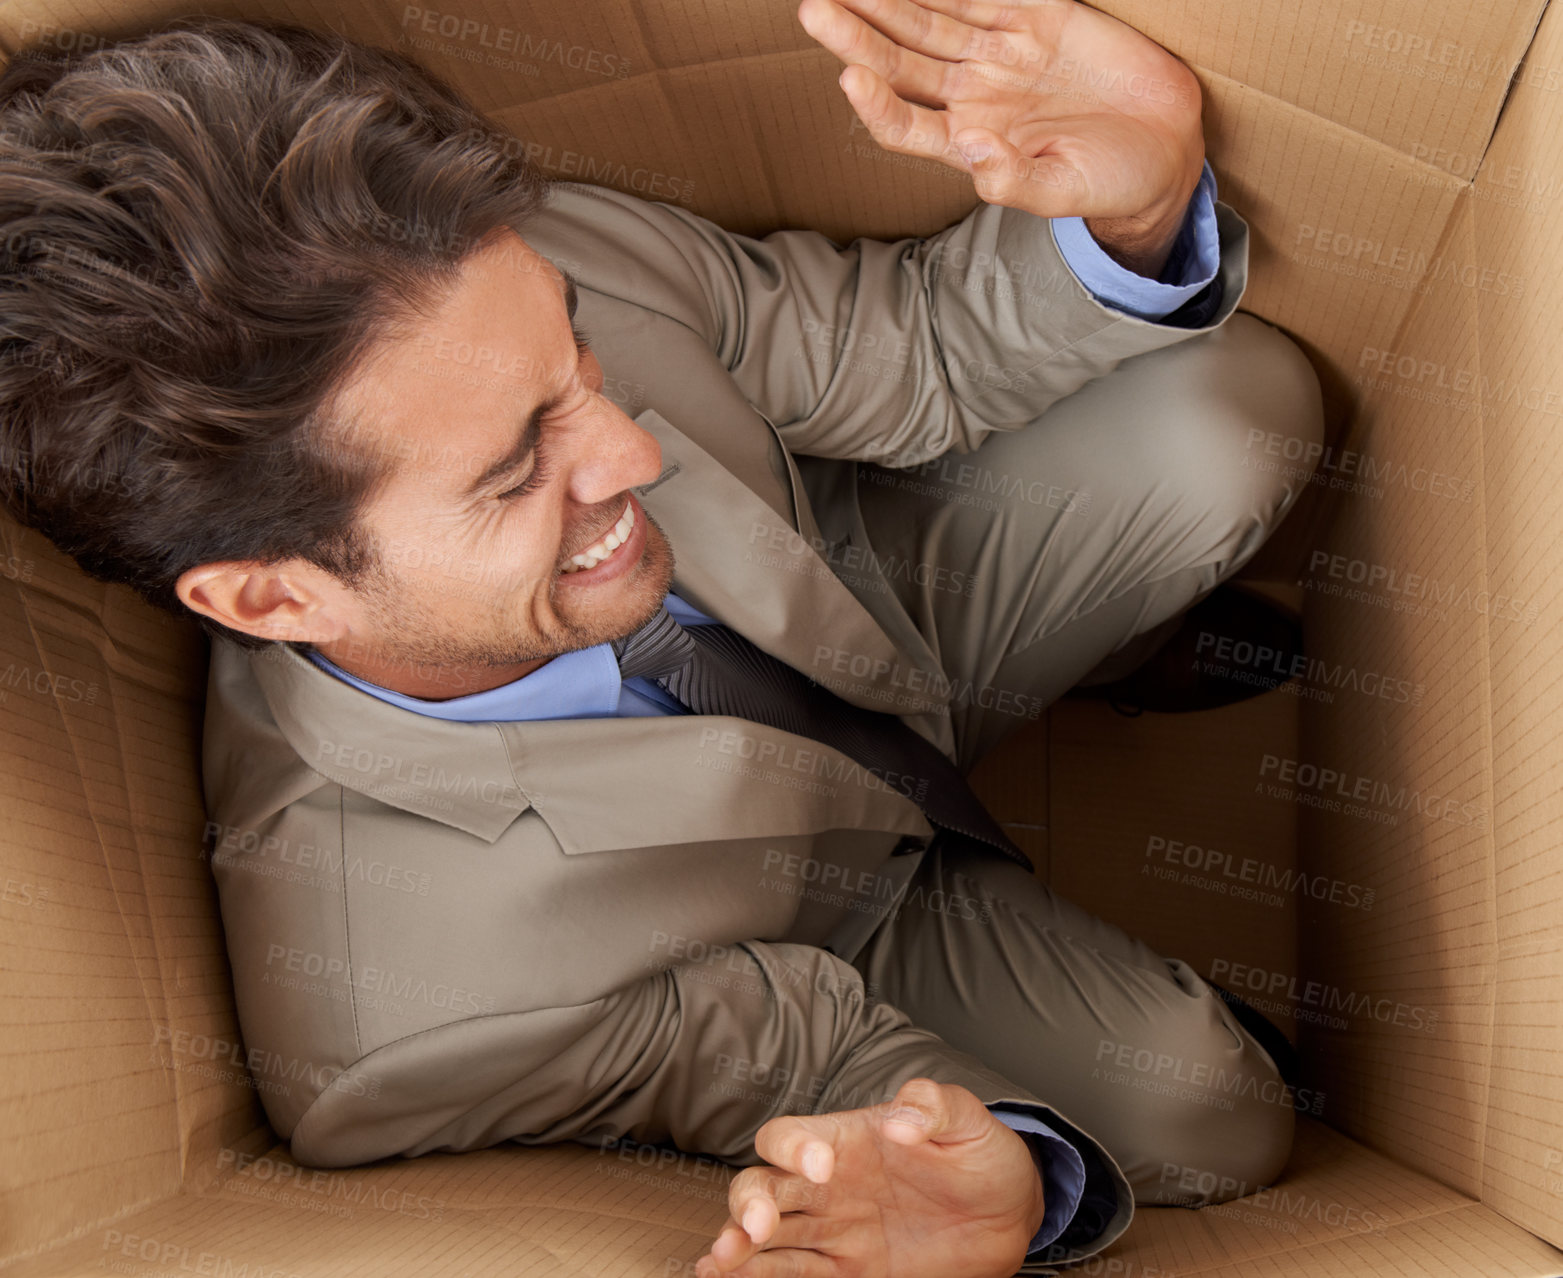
[954,128,1082,216]
[880,1078,991,1147]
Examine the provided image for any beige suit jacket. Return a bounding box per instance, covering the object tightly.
[201,178,1250,1270]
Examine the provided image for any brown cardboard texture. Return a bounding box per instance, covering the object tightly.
[2,0,1562,1274]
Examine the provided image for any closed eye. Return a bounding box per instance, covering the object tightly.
[495,332,592,502]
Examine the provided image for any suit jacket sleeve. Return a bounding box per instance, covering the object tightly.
[523,179,1250,468]
[290,935,1132,1270]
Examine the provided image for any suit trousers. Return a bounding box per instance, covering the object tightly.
[843,312,1327,1205]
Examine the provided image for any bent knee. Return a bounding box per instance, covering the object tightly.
[1216,312,1327,453]
[1112,989,1298,1204]
[1134,314,1326,563]
[1145,1089,1297,1206]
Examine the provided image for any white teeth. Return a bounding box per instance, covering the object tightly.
[562,501,635,574]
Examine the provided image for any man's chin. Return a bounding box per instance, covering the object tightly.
[574,509,677,647]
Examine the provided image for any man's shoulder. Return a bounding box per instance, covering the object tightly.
[200,637,339,833]
[202,636,533,844]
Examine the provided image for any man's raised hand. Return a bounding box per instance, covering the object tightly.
[798,0,1207,276]
[695,1077,1046,1278]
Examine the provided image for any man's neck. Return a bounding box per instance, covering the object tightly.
[307,641,553,702]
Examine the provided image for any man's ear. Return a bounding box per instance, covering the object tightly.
[175,560,350,645]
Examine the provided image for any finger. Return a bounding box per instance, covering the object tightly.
[706,1217,766,1273]
[762,1203,842,1252]
[900,0,1054,32]
[724,1164,830,1258]
[732,1164,833,1222]
[950,126,1085,217]
[831,0,1008,63]
[798,0,956,107]
[836,63,959,169]
[752,1114,840,1187]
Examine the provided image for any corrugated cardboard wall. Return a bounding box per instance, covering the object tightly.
[0,526,262,1264]
[1109,1,1547,174]
[1297,190,1494,1191]
[1300,0,1563,1249]
[1468,0,1563,1241]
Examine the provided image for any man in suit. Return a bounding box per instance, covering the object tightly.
[0,5,1323,1276]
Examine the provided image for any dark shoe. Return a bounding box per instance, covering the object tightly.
[1207,978,1302,1093]
[1065,585,1304,714]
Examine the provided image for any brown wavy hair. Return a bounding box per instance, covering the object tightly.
[0,16,551,648]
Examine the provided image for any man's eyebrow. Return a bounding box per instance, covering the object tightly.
[460,267,583,501]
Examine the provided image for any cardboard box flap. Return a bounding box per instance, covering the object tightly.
[1469,0,1563,1245]
[0,550,260,1264]
[1106,1,1550,178]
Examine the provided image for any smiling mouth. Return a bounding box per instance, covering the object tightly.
[561,499,635,574]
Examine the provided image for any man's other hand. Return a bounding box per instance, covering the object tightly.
[694,1077,1046,1278]
[798,0,1206,276]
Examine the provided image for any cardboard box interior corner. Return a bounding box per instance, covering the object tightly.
[3,0,1562,1274]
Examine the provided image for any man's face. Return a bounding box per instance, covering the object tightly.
[313,228,675,697]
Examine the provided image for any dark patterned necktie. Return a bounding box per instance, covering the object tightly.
[611,605,1028,868]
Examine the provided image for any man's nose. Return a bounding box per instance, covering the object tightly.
[562,398,663,506]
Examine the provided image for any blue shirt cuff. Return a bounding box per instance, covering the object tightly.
[989,1107,1088,1257]
[1051,159,1220,321]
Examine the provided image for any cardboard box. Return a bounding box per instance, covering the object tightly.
[3,0,1561,1273]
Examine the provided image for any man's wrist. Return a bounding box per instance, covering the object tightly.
[1003,1122,1049,1247]
[1083,156,1207,278]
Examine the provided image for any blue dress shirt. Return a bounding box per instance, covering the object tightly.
[1053,159,1221,319]
[308,165,1221,1257]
